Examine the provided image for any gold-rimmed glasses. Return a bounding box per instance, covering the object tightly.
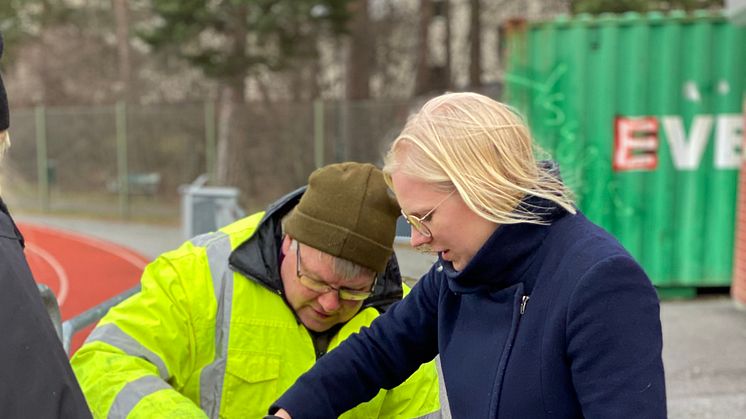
[400,190,455,238]
[295,244,375,301]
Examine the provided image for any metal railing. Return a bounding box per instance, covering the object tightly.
[37,284,63,341]
[60,285,141,355]
[39,283,141,356]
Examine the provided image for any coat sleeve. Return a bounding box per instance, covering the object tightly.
[271,270,442,418]
[374,282,441,418]
[566,255,667,419]
[71,255,208,419]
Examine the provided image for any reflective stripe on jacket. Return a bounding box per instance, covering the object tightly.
[71,211,440,418]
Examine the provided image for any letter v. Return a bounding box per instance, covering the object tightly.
[662,115,713,170]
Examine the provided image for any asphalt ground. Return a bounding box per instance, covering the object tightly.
[16,213,746,418]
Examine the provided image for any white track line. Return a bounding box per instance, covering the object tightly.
[25,243,69,307]
[32,227,149,271]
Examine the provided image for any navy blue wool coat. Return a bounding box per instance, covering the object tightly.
[274,201,666,418]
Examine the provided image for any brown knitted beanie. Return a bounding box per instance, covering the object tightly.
[283,162,400,273]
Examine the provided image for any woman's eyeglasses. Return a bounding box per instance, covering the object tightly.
[400,190,455,238]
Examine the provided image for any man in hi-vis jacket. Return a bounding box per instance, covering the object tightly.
[72,162,440,418]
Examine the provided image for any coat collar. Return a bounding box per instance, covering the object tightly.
[441,194,569,294]
[228,186,303,294]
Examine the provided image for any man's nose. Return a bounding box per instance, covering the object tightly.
[317,290,341,312]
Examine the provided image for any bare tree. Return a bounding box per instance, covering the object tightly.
[347,0,371,100]
[469,0,482,88]
[414,0,433,96]
[142,0,353,188]
[443,0,452,90]
[215,5,248,187]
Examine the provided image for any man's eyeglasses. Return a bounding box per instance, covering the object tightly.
[400,190,456,238]
[295,244,376,302]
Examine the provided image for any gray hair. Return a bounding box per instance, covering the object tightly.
[286,234,375,283]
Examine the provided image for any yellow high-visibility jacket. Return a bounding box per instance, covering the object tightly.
[71,199,440,419]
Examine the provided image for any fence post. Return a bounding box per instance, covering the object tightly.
[337,102,349,162]
[116,101,129,219]
[313,99,324,169]
[205,100,216,180]
[34,105,50,212]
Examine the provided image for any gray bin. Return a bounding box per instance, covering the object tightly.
[180,176,245,239]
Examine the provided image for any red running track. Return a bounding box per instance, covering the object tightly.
[18,223,149,356]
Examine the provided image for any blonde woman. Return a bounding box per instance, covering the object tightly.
[0,32,91,418]
[271,92,666,418]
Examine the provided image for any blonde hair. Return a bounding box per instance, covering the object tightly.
[383,92,576,225]
[0,130,8,158]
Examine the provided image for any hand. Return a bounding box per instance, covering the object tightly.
[265,409,291,419]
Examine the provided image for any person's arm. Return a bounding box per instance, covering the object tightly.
[270,269,442,418]
[71,255,207,419]
[372,281,441,418]
[566,255,667,418]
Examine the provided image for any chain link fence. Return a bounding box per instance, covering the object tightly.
[1,99,418,221]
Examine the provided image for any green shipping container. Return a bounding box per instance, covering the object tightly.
[504,11,746,295]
